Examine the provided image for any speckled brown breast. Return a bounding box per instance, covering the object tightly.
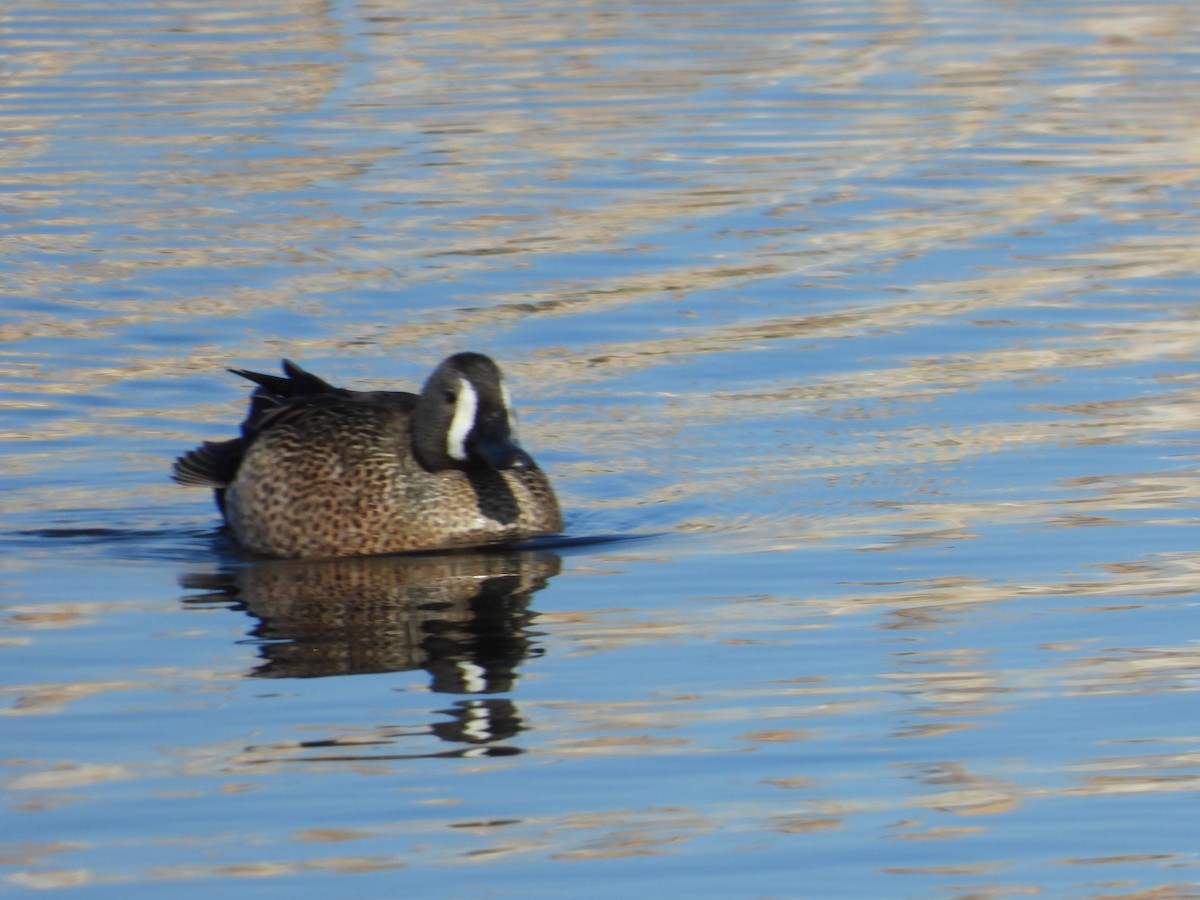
[224,403,562,559]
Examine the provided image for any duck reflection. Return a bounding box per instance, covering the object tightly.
[183,549,560,693]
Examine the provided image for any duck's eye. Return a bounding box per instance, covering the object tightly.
[443,389,456,405]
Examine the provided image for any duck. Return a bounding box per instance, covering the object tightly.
[173,353,562,559]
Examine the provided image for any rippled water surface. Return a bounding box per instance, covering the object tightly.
[3,1,1200,896]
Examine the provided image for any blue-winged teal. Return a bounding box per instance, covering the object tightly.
[174,353,562,559]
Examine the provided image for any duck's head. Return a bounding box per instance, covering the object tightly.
[413,352,537,472]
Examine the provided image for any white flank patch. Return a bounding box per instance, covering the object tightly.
[446,378,477,462]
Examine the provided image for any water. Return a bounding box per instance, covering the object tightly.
[3,0,1200,896]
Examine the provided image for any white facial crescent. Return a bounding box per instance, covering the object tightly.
[446,378,478,462]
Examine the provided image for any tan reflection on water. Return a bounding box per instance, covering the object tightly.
[0,1,1195,367]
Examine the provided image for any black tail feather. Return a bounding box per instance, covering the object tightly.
[172,438,245,487]
[175,360,391,510]
[229,360,337,399]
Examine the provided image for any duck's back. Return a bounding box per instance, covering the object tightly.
[226,399,561,559]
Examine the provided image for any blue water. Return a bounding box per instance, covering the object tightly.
[3,0,1200,897]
